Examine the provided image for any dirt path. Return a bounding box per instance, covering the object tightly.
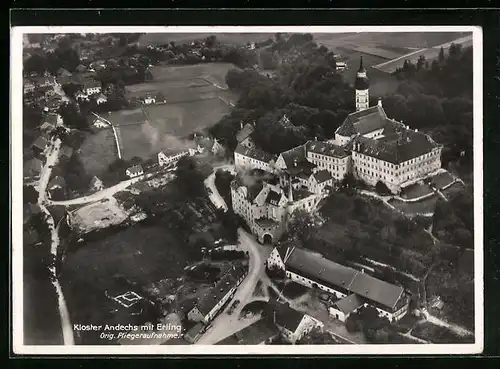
[37,139,75,345]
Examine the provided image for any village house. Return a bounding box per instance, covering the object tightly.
[23,78,36,94]
[234,144,278,175]
[267,300,324,344]
[23,157,43,180]
[266,244,410,323]
[157,150,189,167]
[83,80,102,96]
[236,122,256,149]
[90,176,104,191]
[75,90,89,101]
[91,117,109,129]
[30,136,49,155]
[187,264,248,325]
[194,135,225,156]
[142,95,156,105]
[125,164,144,178]
[95,93,108,105]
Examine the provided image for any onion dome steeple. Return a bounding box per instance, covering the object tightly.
[354,56,370,90]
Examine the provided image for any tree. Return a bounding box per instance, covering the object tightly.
[375,181,392,196]
[173,156,205,199]
[205,35,217,48]
[24,185,39,204]
[438,47,445,63]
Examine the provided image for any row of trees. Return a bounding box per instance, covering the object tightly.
[388,44,473,175]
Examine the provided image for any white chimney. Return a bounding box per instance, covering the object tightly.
[240,121,243,130]
[315,136,318,141]
[415,129,418,132]
[378,98,382,107]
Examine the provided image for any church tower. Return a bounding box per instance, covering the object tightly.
[354,56,370,112]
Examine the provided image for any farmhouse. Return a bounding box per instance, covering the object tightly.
[83,80,102,96]
[234,144,278,174]
[158,150,189,167]
[266,300,324,344]
[126,164,144,178]
[266,245,409,323]
[187,264,247,325]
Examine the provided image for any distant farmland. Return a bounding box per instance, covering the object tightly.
[139,33,275,47]
[373,34,473,74]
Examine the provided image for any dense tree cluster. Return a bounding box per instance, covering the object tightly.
[210,34,352,153]
[432,185,473,249]
[385,44,473,176]
[173,156,206,200]
[214,169,235,208]
[306,192,440,277]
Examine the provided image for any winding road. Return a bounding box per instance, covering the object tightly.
[36,138,75,345]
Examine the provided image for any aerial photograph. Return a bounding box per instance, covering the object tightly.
[19,30,475,349]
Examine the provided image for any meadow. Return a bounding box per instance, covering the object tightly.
[79,128,119,177]
[60,222,190,343]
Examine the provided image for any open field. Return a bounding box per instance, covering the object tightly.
[99,63,239,160]
[373,34,473,74]
[313,32,469,96]
[79,128,118,176]
[109,96,232,161]
[314,32,468,52]
[70,197,129,233]
[139,33,275,47]
[60,223,190,343]
[389,195,439,216]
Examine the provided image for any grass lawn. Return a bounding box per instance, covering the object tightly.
[429,171,455,189]
[60,223,190,343]
[441,182,465,200]
[411,321,475,344]
[389,195,439,216]
[400,182,434,200]
[79,128,119,176]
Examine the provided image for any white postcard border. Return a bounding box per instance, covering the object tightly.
[11,25,483,355]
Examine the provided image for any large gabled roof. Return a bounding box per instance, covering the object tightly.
[336,105,388,137]
[235,144,276,163]
[267,300,305,333]
[348,272,404,311]
[306,140,349,158]
[284,247,406,310]
[312,170,333,184]
[236,123,255,143]
[334,294,364,314]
